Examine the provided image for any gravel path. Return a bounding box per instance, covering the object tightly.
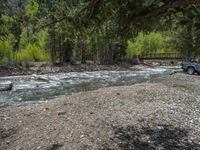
[1,73,200,150]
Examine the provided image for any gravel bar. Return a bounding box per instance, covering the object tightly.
[1,73,200,150]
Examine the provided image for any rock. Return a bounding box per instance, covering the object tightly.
[58,111,66,116]
[31,75,50,82]
[116,93,120,95]
[35,76,50,82]
[0,81,13,91]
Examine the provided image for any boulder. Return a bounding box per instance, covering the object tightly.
[0,81,13,91]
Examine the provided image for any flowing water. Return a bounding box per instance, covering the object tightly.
[0,66,180,107]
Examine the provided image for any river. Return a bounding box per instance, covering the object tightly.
[0,66,180,107]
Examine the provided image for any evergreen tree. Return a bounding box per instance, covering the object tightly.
[171,6,200,59]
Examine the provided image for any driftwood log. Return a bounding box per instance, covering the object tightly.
[0,81,13,91]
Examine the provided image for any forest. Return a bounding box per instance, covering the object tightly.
[0,0,200,65]
[2,1,200,150]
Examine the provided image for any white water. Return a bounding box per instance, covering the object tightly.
[0,66,180,107]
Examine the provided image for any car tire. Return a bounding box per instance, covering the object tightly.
[187,67,195,75]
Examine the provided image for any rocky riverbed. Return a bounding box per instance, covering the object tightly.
[1,73,200,150]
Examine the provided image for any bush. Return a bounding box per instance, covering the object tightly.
[0,40,12,62]
[126,32,173,59]
[14,43,50,62]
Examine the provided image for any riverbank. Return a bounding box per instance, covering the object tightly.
[0,60,180,77]
[0,64,132,77]
[1,73,200,150]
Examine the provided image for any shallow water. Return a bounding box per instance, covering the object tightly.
[0,66,179,107]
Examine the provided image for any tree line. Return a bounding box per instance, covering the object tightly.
[0,0,200,65]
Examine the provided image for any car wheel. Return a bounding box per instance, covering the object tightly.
[187,67,195,75]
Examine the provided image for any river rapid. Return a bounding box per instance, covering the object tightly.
[0,66,180,107]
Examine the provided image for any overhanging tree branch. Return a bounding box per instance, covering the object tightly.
[124,0,200,32]
[35,0,104,31]
[35,0,200,33]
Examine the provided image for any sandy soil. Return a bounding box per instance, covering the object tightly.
[1,73,200,150]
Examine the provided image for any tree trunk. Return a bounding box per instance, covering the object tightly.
[51,39,56,65]
[79,36,86,64]
[49,15,56,66]
[59,36,64,65]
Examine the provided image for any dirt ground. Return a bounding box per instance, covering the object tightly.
[1,73,200,150]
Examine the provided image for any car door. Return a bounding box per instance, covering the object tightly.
[197,59,200,72]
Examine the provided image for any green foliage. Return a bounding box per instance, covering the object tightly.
[169,6,200,58]
[14,43,50,62]
[37,29,48,49]
[0,0,50,64]
[0,39,12,62]
[18,28,30,49]
[0,27,50,63]
[1,0,199,65]
[0,15,15,40]
[126,32,173,58]
[14,27,49,63]
[127,40,142,58]
[25,0,39,18]
[19,27,48,50]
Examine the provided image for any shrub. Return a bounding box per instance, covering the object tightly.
[0,40,12,62]
[14,43,50,62]
[126,32,173,59]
